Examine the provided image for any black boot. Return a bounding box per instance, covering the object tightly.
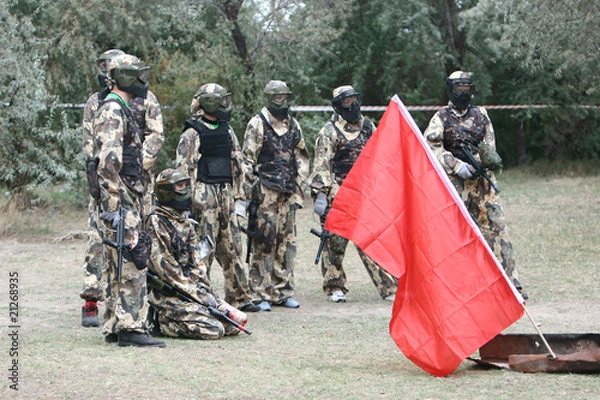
[104,333,118,343]
[239,302,261,312]
[118,331,166,348]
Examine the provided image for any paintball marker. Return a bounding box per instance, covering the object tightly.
[102,208,128,283]
[309,208,330,265]
[240,199,259,264]
[459,144,500,194]
[146,270,252,335]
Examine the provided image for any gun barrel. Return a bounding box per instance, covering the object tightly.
[208,307,252,335]
[147,271,252,335]
[244,200,259,265]
[460,145,500,194]
[310,227,329,265]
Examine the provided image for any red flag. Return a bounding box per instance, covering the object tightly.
[325,96,525,377]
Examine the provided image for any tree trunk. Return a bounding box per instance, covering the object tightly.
[222,0,253,76]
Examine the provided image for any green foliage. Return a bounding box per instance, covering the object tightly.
[462,0,600,166]
[3,0,600,196]
[0,3,83,205]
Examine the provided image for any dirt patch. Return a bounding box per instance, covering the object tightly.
[1,176,599,399]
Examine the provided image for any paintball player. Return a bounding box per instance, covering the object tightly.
[242,80,310,311]
[95,53,165,347]
[176,83,260,313]
[79,49,164,327]
[309,85,397,303]
[147,169,248,339]
[80,48,124,327]
[423,70,526,299]
[130,72,164,217]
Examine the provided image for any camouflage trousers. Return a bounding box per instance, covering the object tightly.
[142,169,155,217]
[79,197,106,301]
[249,184,297,304]
[81,177,154,303]
[100,202,149,335]
[321,233,397,299]
[450,172,522,289]
[149,292,239,340]
[194,183,255,308]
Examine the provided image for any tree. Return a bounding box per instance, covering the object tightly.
[462,0,600,162]
[0,3,81,208]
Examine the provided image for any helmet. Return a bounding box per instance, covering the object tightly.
[446,71,475,110]
[264,80,294,119]
[331,85,362,123]
[107,54,150,99]
[191,83,233,121]
[154,169,192,211]
[96,49,125,88]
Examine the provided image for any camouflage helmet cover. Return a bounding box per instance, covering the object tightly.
[190,83,232,118]
[154,168,192,209]
[332,85,358,99]
[264,80,293,96]
[331,84,362,122]
[446,70,475,109]
[446,71,475,92]
[264,80,294,119]
[96,49,125,73]
[107,54,150,98]
[96,48,125,88]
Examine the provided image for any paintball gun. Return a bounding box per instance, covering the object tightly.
[102,208,128,283]
[240,199,259,264]
[146,270,252,335]
[459,144,500,194]
[309,208,330,265]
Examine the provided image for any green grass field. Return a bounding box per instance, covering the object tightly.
[0,169,599,399]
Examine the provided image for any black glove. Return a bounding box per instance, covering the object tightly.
[126,230,151,270]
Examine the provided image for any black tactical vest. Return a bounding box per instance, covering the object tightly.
[184,119,233,184]
[332,119,374,182]
[440,106,489,159]
[103,98,144,195]
[256,114,300,194]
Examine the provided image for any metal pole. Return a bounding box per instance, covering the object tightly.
[523,304,557,359]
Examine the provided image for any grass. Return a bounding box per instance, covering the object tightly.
[0,200,54,237]
[0,167,599,399]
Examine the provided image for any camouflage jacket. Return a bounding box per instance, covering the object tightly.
[130,91,164,172]
[147,205,217,306]
[84,89,163,172]
[242,107,310,207]
[175,118,246,204]
[82,88,110,163]
[309,114,375,200]
[423,102,497,175]
[94,94,144,217]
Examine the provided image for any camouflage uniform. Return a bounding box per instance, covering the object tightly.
[176,117,256,308]
[310,113,397,299]
[80,90,163,303]
[131,92,164,216]
[80,88,110,303]
[242,107,310,305]
[423,101,523,292]
[95,92,150,335]
[147,205,240,339]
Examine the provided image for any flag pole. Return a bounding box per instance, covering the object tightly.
[522,304,557,359]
